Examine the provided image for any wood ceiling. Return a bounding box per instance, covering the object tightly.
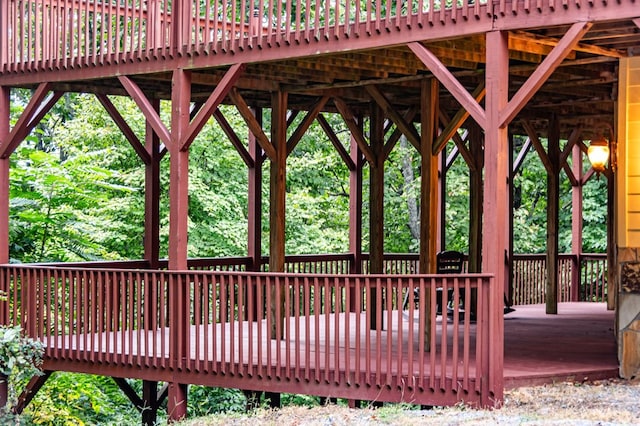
[32,19,640,139]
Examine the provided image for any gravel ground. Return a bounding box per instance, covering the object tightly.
[180,379,640,426]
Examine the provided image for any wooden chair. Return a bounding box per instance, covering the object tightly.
[402,250,464,314]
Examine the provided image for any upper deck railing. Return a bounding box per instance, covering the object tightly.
[0,0,494,73]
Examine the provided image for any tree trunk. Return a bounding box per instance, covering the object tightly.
[400,135,420,241]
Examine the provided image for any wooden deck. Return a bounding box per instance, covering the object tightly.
[504,303,618,389]
[45,302,618,396]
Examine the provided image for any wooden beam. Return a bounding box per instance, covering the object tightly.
[512,137,532,174]
[213,109,254,168]
[434,82,486,154]
[365,85,421,151]
[510,30,625,59]
[96,94,151,165]
[316,114,356,171]
[182,63,245,152]
[112,377,144,412]
[439,112,476,172]
[334,97,375,165]
[409,42,486,130]
[287,96,330,156]
[118,76,172,149]
[13,371,52,415]
[560,127,582,167]
[228,88,276,161]
[522,120,553,174]
[383,108,417,160]
[0,83,55,158]
[500,22,593,127]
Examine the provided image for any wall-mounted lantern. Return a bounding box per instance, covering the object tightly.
[587,123,616,175]
[587,135,610,174]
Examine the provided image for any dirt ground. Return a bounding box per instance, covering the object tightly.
[181,378,640,425]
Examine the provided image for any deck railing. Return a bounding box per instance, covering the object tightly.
[511,253,607,305]
[35,252,606,305]
[1,0,494,73]
[0,264,499,407]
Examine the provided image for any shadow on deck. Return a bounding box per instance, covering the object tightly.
[504,303,618,389]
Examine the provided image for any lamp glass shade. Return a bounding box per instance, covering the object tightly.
[587,137,610,173]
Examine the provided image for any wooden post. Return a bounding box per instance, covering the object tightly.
[467,122,484,317]
[420,78,439,275]
[0,87,9,265]
[439,142,446,251]
[142,381,159,426]
[468,122,484,273]
[248,107,263,272]
[349,117,363,326]
[419,78,438,346]
[369,104,384,329]
[269,91,287,339]
[167,69,191,422]
[481,30,509,406]
[144,98,161,269]
[571,142,583,302]
[546,115,560,314]
[349,123,363,276]
[507,133,514,306]
[606,168,616,310]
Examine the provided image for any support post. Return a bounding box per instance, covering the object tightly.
[481,30,509,406]
[349,120,363,275]
[142,381,159,426]
[419,79,438,346]
[468,122,484,317]
[167,69,192,422]
[571,142,583,302]
[144,99,161,269]
[248,107,263,272]
[439,144,446,251]
[269,91,287,343]
[420,78,439,274]
[0,87,9,265]
[468,122,484,273]
[369,104,385,329]
[546,115,560,314]
[607,169,616,310]
[349,119,363,316]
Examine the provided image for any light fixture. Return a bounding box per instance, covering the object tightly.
[587,135,610,175]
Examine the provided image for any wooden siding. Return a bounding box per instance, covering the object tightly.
[618,56,640,247]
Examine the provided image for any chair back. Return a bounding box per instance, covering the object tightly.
[436,251,464,274]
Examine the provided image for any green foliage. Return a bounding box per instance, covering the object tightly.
[0,326,43,380]
[22,374,141,425]
[187,386,246,417]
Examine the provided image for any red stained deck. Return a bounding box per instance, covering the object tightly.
[46,302,618,396]
[503,303,618,389]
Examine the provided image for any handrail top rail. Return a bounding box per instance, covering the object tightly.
[0,262,493,280]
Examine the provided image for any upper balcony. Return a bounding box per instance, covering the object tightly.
[1,0,639,87]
